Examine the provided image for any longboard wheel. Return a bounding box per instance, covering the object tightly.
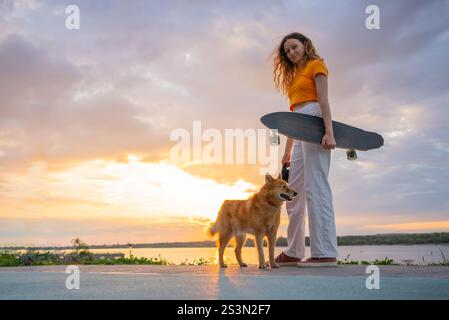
[269,130,280,146]
[346,149,357,161]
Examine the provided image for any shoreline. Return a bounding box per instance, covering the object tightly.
[4,244,449,251]
[1,252,448,267]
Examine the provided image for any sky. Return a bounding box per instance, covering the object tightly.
[0,0,448,246]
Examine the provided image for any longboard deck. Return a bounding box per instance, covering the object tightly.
[261,112,384,151]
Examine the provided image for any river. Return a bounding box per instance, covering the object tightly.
[86,244,449,265]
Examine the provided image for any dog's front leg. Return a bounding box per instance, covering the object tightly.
[255,232,267,269]
[267,229,279,268]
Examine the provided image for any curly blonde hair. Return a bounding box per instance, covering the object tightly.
[273,32,321,95]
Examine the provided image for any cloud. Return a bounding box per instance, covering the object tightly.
[0,159,255,221]
[0,216,209,246]
[364,220,449,232]
[0,34,175,171]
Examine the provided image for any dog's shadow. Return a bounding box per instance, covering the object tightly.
[214,265,272,299]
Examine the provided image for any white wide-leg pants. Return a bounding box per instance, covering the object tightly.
[284,102,339,259]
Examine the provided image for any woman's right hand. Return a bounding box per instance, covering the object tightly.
[282,151,291,165]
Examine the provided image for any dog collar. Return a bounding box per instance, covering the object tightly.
[267,200,277,207]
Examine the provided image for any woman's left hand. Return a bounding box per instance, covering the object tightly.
[322,133,336,150]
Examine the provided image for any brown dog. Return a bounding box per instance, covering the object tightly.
[208,173,297,269]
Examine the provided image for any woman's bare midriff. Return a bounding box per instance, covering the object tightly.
[291,100,318,111]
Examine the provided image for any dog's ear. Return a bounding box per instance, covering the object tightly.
[265,173,274,183]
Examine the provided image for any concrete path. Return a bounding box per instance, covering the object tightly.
[1,265,448,300]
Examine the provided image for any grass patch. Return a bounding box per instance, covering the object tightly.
[180,257,216,266]
[0,252,22,267]
[89,254,170,265]
[427,248,449,266]
[338,254,398,266]
[0,238,171,267]
[338,253,449,266]
[0,251,171,267]
[427,261,449,266]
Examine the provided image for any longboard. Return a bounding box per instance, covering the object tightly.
[261,112,384,160]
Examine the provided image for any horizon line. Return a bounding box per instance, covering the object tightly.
[1,231,449,249]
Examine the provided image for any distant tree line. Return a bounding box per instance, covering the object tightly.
[248,232,449,247]
[335,232,449,246]
[2,233,448,250]
[269,232,449,247]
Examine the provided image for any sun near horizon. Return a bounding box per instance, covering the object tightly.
[1,153,449,247]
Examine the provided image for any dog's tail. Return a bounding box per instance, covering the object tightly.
[207,221,218,237]
[208,203,225,237]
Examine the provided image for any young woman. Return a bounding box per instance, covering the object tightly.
[273,32,338,267]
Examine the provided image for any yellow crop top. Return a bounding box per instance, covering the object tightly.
[288,58,328,111]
